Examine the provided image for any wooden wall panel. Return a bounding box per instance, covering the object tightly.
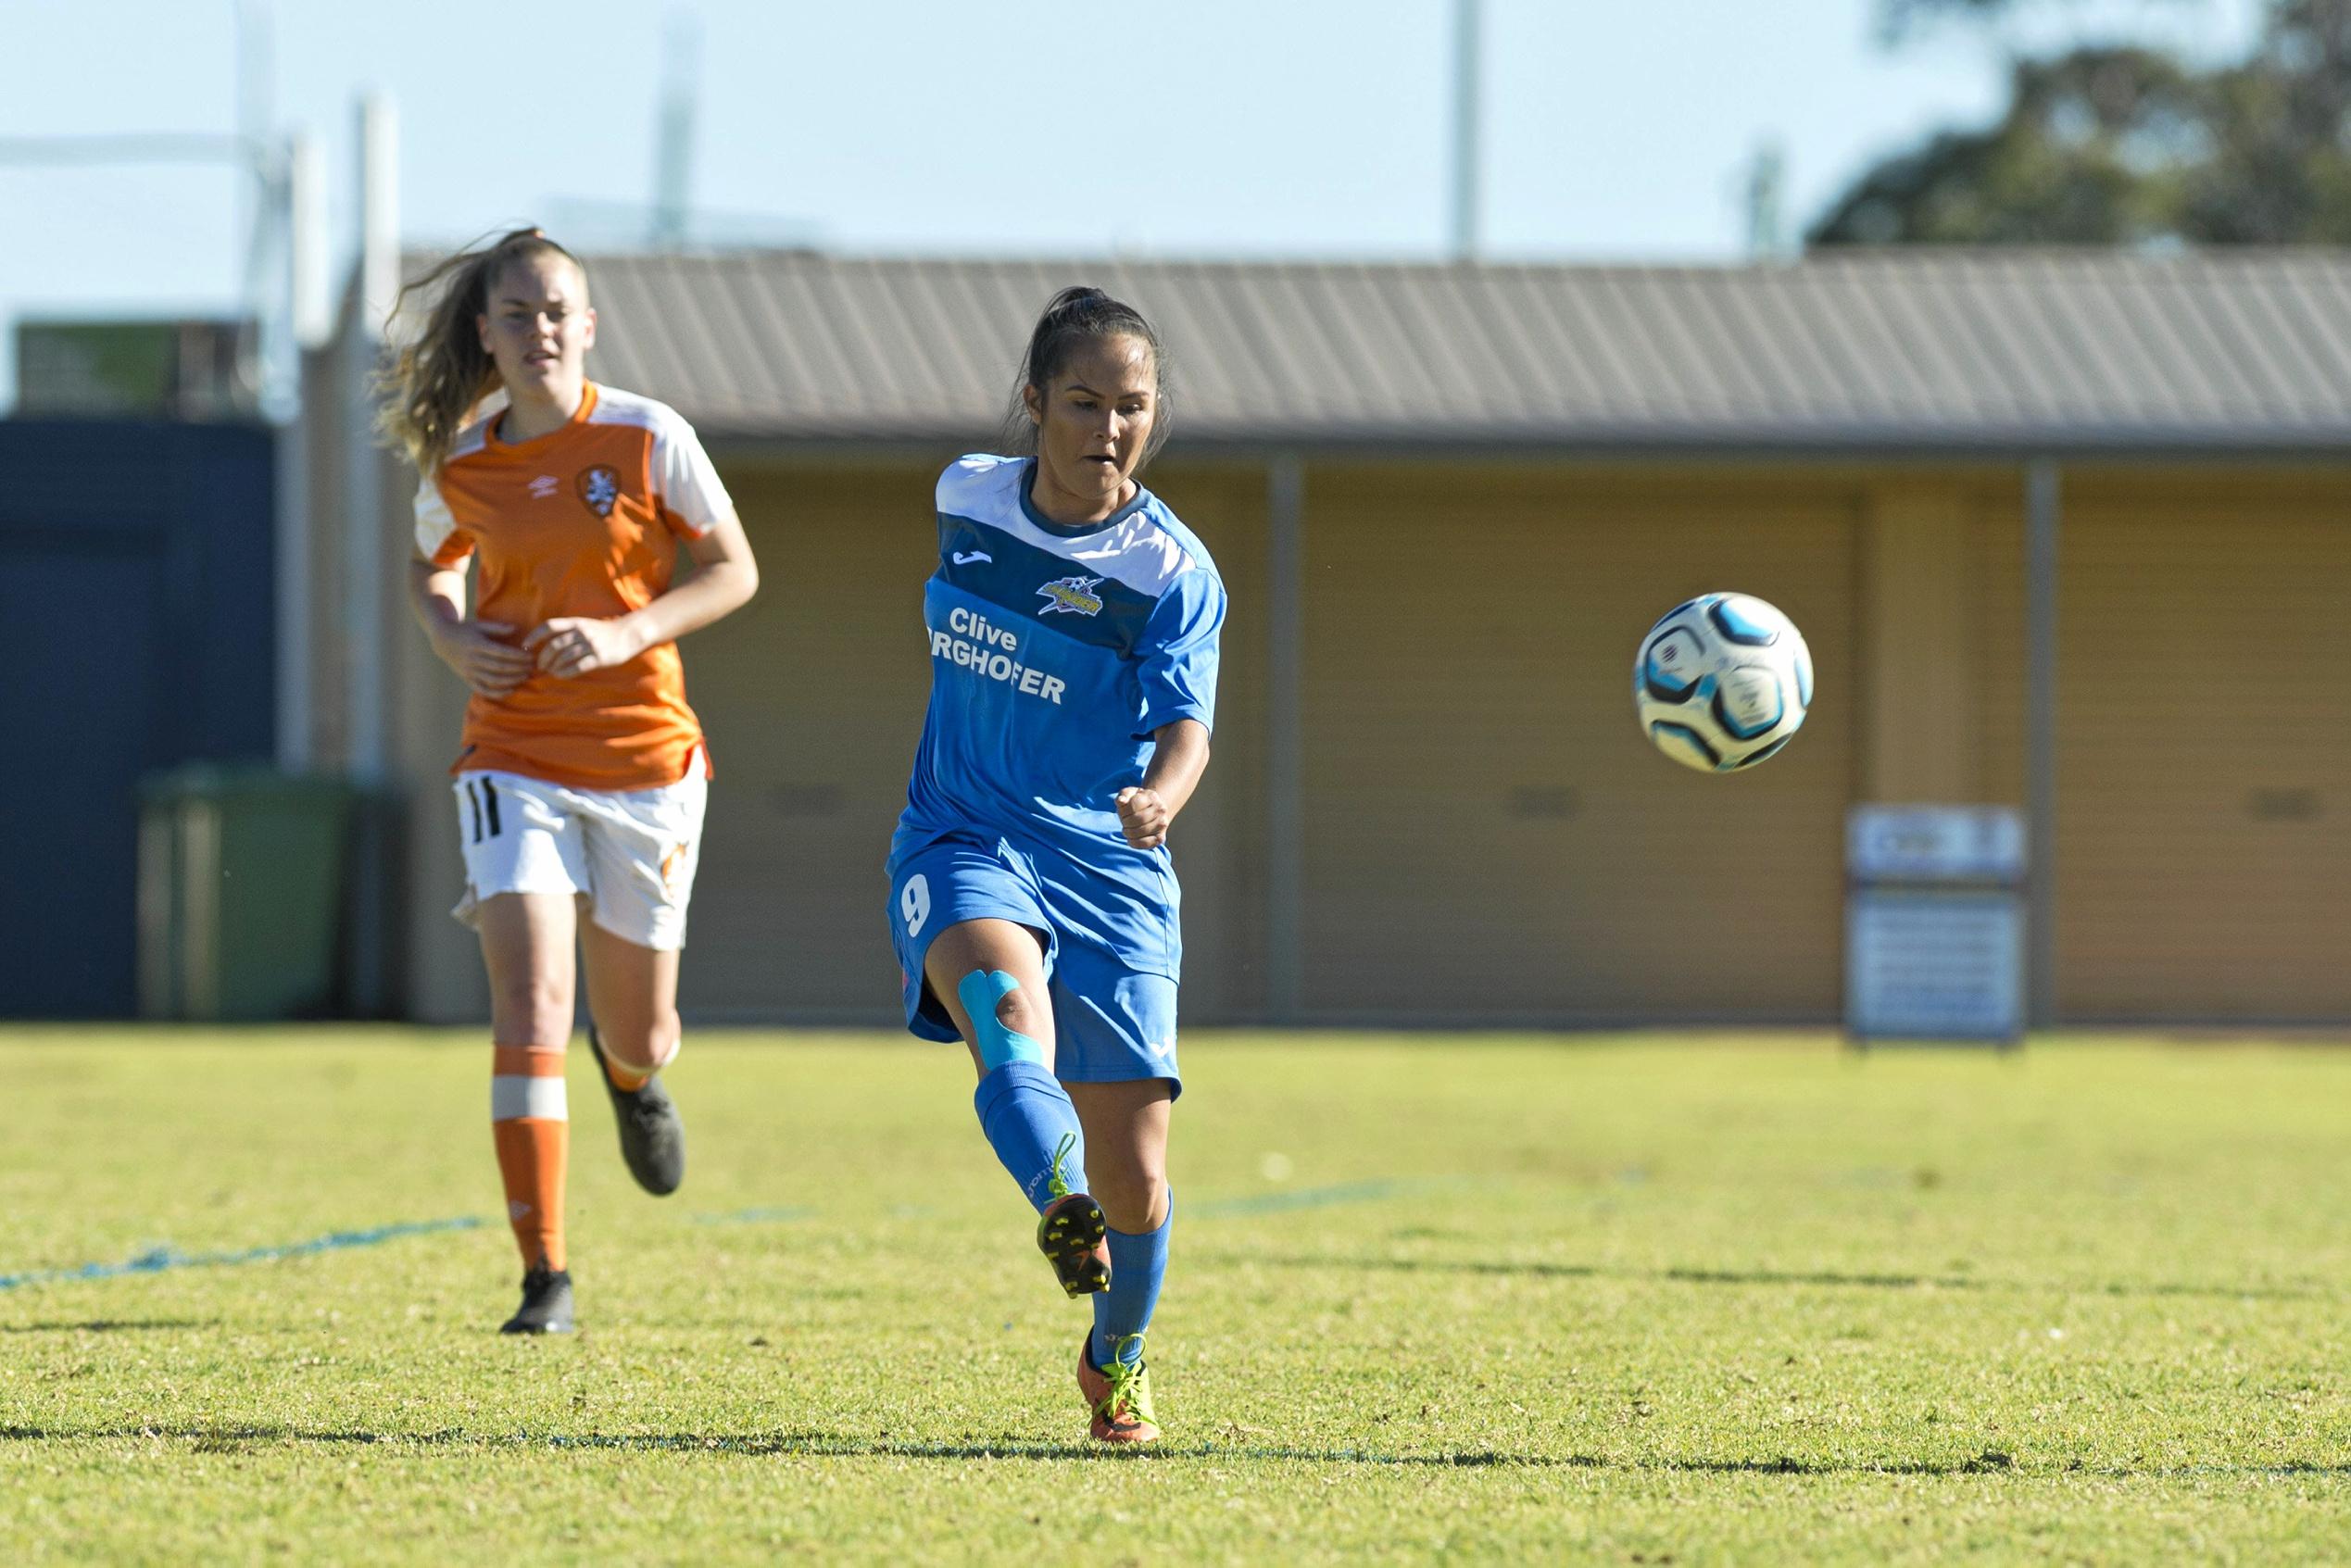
[1292,465,1857,1023]
[2058,476,2351,1022]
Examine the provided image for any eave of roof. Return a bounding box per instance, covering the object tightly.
[409,248,2351,456]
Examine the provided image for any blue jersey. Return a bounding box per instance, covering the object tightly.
[893,454,1225,906]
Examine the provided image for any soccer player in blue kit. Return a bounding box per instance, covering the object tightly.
[886,287,1224,1445]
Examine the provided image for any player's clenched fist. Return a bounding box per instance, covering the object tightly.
[430,619,534,698]
[1115,786,1173,849]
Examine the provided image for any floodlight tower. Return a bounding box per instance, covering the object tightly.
[1452,0,1481,262]
[650,9,702,250]
[1745,141,1789,262]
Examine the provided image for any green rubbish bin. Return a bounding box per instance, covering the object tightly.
[138,765,355,1022]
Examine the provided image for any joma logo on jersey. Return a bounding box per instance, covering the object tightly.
[1037,575,1105,617]
[577,465,622,518]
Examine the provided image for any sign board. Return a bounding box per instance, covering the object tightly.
[1846,806,2026,1046]
[1847,805,2026,883]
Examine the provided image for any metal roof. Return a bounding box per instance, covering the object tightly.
[506,249,2351,455]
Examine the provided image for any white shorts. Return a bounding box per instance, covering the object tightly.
[450,753,709,951]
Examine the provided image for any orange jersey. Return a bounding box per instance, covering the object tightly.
[413,383,735,791]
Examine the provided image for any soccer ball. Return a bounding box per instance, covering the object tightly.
[1633,593,1812,772]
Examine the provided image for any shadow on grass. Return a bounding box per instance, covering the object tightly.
[2,1425,2345,1477]
[1220,1254,2332,1303]
[0,1319,220,1335]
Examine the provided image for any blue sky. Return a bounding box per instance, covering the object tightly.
[3,0,2263,411]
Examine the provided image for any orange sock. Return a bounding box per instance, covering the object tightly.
[491,1043,569,1272]
[596,1029,679,1093]
[599,1052,650,1093]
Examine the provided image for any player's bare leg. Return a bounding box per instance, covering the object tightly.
[926,920,1110,1297]
[578,910,687,1196]
[478,891,578,1333]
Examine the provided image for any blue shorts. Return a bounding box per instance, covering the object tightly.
[887,831,1183,1097]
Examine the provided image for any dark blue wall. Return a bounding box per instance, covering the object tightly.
[0,420,276,1018]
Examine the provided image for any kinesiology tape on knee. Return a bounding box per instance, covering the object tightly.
[959,970,1046,1070]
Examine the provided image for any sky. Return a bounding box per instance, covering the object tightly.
[2,0,2266,412]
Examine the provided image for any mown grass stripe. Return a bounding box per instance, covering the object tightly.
[689,1206,817,1225]
[1188,1178,1430,1217]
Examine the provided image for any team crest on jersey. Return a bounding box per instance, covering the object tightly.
[1037,574,1106,617]
[577,465,622,518]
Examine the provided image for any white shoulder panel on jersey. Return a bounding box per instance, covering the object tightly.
[415,417,493,558]
[589,383,734,536]
[936,452,1024,516]
[585,383,682,434]
[937,454,1203,600]
[413,473,458,560]
[446,415,492,463]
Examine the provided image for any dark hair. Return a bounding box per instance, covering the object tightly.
[1005,285,1171,461]
[376,227,586,471]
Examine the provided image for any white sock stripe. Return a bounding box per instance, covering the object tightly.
[491,1076,570,1122]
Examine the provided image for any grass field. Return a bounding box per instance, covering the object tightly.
[4,1029,2350,1564]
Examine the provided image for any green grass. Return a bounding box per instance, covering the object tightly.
[3,1029,2349,1564]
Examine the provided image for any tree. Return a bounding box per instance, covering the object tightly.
[1809,0,2351,245]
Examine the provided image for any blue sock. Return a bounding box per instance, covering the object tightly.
[973,1061,1088,1213]
[1092,1194,1171,1369]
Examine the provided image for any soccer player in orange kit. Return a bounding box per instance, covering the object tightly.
[380,228,760,1333]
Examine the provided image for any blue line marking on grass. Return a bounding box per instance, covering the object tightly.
[0,1217,484,1292]
[1189,1179,1432,1218]
[690,1206,816,1225]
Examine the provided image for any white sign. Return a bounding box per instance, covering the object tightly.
[1846,891,2024,1042]
[1846,805,2027,1044]
[1848,806,2026,883]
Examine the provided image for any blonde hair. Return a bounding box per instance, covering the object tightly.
[375,227,586,472]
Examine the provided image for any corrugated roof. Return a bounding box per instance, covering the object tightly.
[482,250,2351,454]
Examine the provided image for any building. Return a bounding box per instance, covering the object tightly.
[294,249,2351,1028]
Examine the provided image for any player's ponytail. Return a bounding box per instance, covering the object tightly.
[375,227,586,473]
[1006,285,1173,462]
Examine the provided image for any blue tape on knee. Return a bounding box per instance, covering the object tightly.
[959,970,1046,1070]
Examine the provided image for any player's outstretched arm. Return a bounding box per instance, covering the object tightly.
[528,510,761,679]
[1115,719,1211,850]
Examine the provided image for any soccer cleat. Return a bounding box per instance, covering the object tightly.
[1035,1133,1109,1298]
[587,1025,685,1197]
[499,1265,574,1334]
[1077,1333,1160,1444]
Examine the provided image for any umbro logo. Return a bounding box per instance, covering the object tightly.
[952,550,992,565]
[528,474,559,499]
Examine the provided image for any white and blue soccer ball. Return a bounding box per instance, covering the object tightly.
[1633,593,1813,773]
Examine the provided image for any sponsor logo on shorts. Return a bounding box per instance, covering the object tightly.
[660,843,687,895]
[578,465,622,518]
[1037,575,1105,617]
